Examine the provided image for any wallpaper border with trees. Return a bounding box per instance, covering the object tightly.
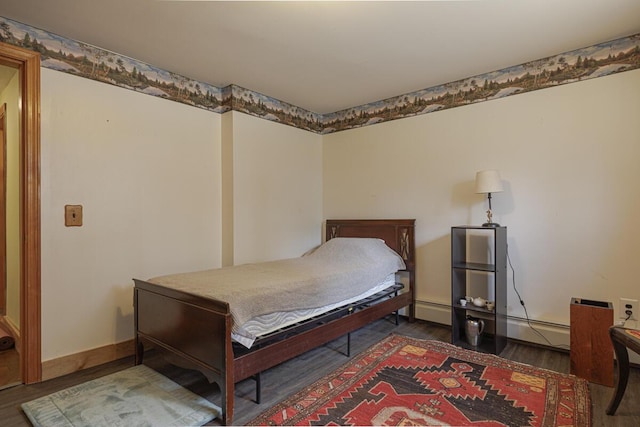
[1,17,638,135]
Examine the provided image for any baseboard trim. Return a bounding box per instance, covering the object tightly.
[42,339,135,381]
[33,301,638,381]
[415,299,640,365]
[415,299,571,349]
[415,299,451,325]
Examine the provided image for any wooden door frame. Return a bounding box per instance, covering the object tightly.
[0,42,41,384]
[0,103,6,316]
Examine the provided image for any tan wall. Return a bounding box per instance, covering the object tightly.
[40,69,223,361]
[0,68,20,329]
[324,69,640,342]
[35,63,640,367]
[230,111,323,264]
[39,70,325,364]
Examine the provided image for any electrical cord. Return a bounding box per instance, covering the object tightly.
[507,244,570,349]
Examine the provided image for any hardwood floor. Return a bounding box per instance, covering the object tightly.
[1,318,638,426]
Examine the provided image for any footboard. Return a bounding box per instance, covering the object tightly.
[133,279,235,424]
[234,286,412,382]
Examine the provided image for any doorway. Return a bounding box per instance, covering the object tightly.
[0,41,41,384]
[0,102,5,314]
[0,76,20,390]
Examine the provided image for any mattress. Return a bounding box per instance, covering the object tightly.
[232,273,398,348]
[148,238,406,344]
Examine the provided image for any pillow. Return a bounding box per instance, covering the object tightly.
[307,237,406,271]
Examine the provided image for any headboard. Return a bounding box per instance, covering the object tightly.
[325,219,415,273]
[326,219,416,322]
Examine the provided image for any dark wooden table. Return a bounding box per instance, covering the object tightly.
[607,326,640,415]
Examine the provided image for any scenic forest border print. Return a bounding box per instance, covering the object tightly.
[1,17,638,135]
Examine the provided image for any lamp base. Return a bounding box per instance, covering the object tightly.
[482,222,501,227]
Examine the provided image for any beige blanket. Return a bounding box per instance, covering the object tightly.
[149,238,405,331]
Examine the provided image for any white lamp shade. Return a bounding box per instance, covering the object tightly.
[475,170,504,194]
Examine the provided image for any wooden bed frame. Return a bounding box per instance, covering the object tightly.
[133,219,415,425]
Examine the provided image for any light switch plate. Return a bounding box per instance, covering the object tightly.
[65,205,83,226]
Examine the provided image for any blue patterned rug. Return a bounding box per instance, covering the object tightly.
[22,364,220,427]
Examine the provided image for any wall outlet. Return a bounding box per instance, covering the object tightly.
[620,298,638,321]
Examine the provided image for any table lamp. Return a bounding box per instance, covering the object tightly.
[475,170,503,227]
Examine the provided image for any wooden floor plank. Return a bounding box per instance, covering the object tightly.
[1,318,638,426]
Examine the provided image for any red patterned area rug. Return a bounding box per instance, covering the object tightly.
[249,334,591,426]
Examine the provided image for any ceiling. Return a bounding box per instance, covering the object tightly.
[2,0,640,114]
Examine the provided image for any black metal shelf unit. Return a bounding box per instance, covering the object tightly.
[451,225,507,355]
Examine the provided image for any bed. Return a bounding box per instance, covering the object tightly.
[133,219,415,425]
